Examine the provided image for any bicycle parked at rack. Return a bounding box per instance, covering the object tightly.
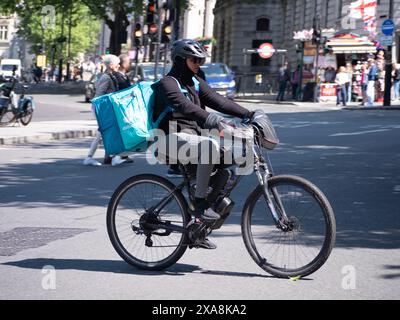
[0,75,35,127]
[107,118,336,279]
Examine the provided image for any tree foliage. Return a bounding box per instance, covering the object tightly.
[0,0,100,62]
[0,0,194,58]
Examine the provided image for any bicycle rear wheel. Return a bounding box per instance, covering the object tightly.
[242,175,336,278]
[107,174,191,271]
[0,108,16,126]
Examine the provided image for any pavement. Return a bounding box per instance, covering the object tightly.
[0,105,399,299]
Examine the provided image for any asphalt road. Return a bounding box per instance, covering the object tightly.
[0,97,399,299]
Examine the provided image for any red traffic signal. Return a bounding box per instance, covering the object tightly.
[149,23,158,35]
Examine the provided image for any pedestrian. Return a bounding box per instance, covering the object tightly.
[33,65,42,83]
[324,66,336,83]
[276,62,290,101]
[366,59,378,106]
[335,66,348,107]
[291,65,300,100]
[392,63,400,101]
[345,62,353,103]
[83,54,127,167]
[360,62,369,106]
[114,54,132,90]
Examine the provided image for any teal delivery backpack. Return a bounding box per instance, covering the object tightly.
[92,76,199,156]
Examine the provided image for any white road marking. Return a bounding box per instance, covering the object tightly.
[330,129,389,137]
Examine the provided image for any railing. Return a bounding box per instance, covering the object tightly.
[234,73,292,98]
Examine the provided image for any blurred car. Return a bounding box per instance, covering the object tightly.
[128,62,172,83]
[84,73,103,102]
[200,63,236,99]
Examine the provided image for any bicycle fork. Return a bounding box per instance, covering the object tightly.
[254,165,290,231]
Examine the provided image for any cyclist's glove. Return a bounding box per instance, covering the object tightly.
[250,109,266,123]
[204,113,227,130]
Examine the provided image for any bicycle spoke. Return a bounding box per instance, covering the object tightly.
[248,178,330,273]
[112,179,186,265]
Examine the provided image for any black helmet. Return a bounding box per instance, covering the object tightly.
[251,110,279,150]
[171,39,208,62]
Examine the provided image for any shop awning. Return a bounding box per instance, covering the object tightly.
[326,33,377,54]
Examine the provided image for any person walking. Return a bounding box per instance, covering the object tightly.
[366,59,378,106]
[291,65,300,100]
[392,63,400,101]
[83,54,127,167]
[335,66,348,107]
[360,62,369,106]
[345,62,353,103]
[276,62,290,102]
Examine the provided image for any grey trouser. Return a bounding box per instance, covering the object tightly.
[155,132,220,198]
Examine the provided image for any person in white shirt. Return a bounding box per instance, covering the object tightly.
[335,66,348,106]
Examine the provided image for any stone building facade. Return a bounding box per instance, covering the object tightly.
[213,0,400,75]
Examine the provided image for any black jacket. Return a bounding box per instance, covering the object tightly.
[114,71,131,90]
[153,58,251,134]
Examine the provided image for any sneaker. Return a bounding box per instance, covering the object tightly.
[83,157,102,166]
[194,208,221,225]
[111,156,127,166]
[121,156,134,164]
[166,167,183,178]
[195,238,217,249]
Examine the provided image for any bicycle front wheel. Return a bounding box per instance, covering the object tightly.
[107,174,191,271]
[20,101,34,126]
[242,175,336,278]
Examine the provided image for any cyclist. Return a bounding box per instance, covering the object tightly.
[153,39,255,249]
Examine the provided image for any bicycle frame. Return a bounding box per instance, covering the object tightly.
[144,139,290,235]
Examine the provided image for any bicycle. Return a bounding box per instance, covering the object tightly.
[0,76,35,127]
[107,120,336,279]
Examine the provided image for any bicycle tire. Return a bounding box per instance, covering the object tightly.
[107,174,191,271]
[241,175,336,278]
[0,108,16,127]
[20,101,34,126]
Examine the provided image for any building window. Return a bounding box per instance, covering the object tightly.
[0,25,8,41]
[337,0,343,19]
[219,20,225,63]
[256,18,270,31]
[251,39,272,67]
[301,0,306,28]
[325,0,330,27]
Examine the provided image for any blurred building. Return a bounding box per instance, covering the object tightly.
[213,0,400,74]
[180,0,216,61]
[0,13,18,59]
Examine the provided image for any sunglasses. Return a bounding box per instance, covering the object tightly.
[189,57,205,65]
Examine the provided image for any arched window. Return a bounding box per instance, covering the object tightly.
[256,18,270,32]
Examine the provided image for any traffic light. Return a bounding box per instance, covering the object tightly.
[313,28,321,45]
[146,0,157,24]
[312,15,321,45]
[134,23,142,46]
[161,22,172,43]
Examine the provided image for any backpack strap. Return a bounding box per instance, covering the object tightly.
[107,71,120,91]
[154,76,201,127]
[192,76,200,95]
